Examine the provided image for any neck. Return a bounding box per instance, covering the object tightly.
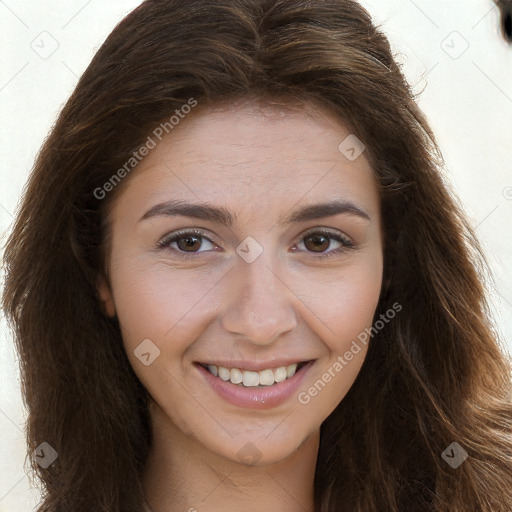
[142,404,319,512]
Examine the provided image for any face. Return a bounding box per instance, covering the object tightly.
[99,99,383,466]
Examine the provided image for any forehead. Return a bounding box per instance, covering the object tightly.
[109,98,380,224]
[165,98,360,168]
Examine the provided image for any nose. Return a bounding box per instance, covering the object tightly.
[221,248,298,346]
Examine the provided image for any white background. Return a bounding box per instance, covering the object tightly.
[1,1,511,510]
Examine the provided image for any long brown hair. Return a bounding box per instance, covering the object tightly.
[2,1,512,510]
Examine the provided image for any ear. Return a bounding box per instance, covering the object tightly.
[96,274,116,317]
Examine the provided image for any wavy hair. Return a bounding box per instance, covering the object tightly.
[2,0,512,510]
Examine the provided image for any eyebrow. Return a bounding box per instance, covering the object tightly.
[139,198,371,226]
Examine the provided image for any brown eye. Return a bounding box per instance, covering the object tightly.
[175,234,203,252]
[294,229,355,260]
[303,234,331,253]
[158,230,217,256]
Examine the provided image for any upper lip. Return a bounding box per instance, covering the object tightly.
[196,358,314,372]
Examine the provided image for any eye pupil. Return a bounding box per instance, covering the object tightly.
[305,234,330,252]
[177,235,202,252]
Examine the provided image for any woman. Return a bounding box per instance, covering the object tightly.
[2,0,512,511]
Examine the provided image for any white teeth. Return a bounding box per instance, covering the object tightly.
[258,369,275,386]
[230,368,243,384]
[286,363,297,378]
[203,362,306,387]
[218,366,230,381]
[274,366,287,383]
[242,371,259,387]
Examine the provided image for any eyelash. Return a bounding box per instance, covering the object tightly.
[157,228,356,261]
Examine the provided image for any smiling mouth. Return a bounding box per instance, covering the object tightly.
[196,361,312,388]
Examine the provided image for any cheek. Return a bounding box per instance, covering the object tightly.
[109,258,223,354]
[333,272,382,345]
[293,260,382,414]
[294,255,383,351]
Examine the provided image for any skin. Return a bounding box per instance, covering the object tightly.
[98,98,383,512]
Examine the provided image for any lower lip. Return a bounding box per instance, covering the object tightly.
[195,361,314,410]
